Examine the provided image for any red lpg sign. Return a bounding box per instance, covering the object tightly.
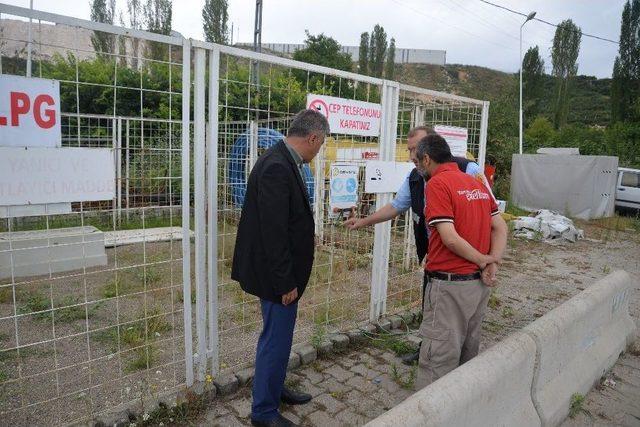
[0,75,61,147]
[306,94,381,137]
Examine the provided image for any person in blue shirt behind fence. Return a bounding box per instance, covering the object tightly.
[344,125,491,365]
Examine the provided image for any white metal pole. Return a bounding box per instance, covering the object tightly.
[206,46,220,376]
[519,12,535,155]
[26,0,33,77]
[519,23,524,155]
[193,47,207,383]
[181,39,194,387]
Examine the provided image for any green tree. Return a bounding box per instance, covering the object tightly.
[521,46,545,123]
[128,0,143,68]
[385,37,396,79]
[358,32,369,75]
[89,0,116,56]
[611,0,640,123]
[202,0,229,44]
[117,11,127,67]
[551,19,582,129]
[292,32,353,97]
[144,0,172,60]
[292,31,352,71]
[368,24,387,78]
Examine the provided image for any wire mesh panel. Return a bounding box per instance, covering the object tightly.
[209,45,390,374]
[384,86,487,317]
[0,7,187,425]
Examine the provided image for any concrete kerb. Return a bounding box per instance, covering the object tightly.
[365,331,540,427]
[522,270,637,427]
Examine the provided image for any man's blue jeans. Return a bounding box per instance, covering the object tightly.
[251,299,298,422]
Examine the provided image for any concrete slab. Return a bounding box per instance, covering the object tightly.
[104,227,194,247]
[0,226,107,279]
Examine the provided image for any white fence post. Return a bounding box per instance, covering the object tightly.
[116,117,122,223]
[248,120,258,173]
[314,143,325,241]
[125,118,131,220]
[206,46,221,376]
[370,80,399,321]
[193,47,208,383]
[181,38,195,387]
[478,100,490,174]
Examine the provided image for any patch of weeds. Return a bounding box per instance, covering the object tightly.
[505,203,530,217]
[17,291,51,320]
[368,331,414,356]
[501,306,514,319]
[0,287,13,304]
[137,267,162,287]
[601,265,611,274]
[130,389,211,427]
[488,291,502,310]
[569,393,589,418]
[310,361,323,373]
[482,320,504,334]
[391,364,416,390]
[55,297,101,323]
[310,324,326,349]
[0,369,7,382]
[93,308,172,351]
[102,276,143,299]
[125,345,156,373]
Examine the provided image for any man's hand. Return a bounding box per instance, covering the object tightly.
[482,263,499,287]
[476,255,498,270]
[344,217,365,230]
[282,287,298,305]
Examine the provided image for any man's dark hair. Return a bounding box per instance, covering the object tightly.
[416,133,453,164]
[288,109,330,138]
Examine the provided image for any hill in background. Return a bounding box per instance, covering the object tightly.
[395,63,611,127]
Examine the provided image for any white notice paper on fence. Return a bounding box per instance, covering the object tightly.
[306,94,381,137]
[0,74,61,148]
[365,161,414,194]
[0,147,116,205]
[434,125,468,157]
[329,163,359,211]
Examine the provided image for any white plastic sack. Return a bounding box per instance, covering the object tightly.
[513,209,584,243]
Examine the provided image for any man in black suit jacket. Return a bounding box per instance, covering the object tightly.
[232,109,329,427]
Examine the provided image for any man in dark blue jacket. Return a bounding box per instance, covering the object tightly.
[232,109,329,427]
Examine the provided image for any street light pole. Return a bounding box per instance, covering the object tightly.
[519,11,536,155]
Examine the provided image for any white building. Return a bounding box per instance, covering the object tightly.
[239,42,447,66]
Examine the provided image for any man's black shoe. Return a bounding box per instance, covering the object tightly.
[281,386,312,405]
[401,350,419,366]
[251,414,298,427]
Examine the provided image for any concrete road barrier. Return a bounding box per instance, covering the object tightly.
[523,270,636,426]
[367,270,637,427]
[366,331,540,427]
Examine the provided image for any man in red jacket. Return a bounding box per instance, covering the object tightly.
[413,133,508,388]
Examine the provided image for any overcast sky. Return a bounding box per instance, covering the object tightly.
[1,0,624,78]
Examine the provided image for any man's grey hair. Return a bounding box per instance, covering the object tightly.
[407,125,436,138]
[288,109,330,138]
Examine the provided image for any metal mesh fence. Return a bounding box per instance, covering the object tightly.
[214,51,386,373]
[1,6,489,424]
[1,10,187,425]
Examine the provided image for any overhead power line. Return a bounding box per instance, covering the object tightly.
[476,0,619,45]
[389,0,517,51]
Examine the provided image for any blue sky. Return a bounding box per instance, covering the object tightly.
[1,0,624,78]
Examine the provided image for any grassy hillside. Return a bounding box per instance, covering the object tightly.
[395,63,612,127]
